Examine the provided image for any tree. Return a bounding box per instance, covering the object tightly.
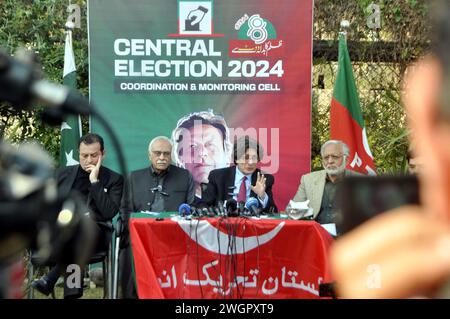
[0,0,88,161]
[312,0,430,173]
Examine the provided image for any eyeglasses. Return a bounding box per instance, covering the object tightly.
[323,154,343,161]
[244,155,259,162]
[152,151,171,157]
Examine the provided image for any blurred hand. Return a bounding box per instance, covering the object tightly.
[330,206,450,298]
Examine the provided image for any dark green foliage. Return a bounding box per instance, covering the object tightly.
[312,0,430,173]
[0,0,87,161]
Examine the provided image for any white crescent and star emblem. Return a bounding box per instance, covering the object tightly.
[61,122,72,131]
[65,150,79,166]
[174,218,285,255]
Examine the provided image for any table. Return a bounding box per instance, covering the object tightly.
[129,213,334,299]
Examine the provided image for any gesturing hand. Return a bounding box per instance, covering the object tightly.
[250,172,266,199]
[87,153,102,183]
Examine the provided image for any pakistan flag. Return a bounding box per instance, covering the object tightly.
[59,29,81,167]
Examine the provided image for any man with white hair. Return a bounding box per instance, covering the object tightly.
[288,140,361,223]
[122,136,195,213]
[119,136,194,298]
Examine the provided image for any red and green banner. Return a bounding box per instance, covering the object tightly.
[129,215,334,298]
[88,0,313,208]
[330,34,376,175]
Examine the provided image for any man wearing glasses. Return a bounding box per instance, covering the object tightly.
[122,136,195,213]
[288,140,361,224]
[120,136,194,298]
[203,135,277,213]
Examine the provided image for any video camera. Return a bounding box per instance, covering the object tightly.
[0,140,97,297]
[0,48,103,298]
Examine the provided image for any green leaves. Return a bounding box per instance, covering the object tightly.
[0,0,88,161]
[312,0,429,173]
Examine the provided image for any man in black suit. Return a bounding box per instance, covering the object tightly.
[120,136,195,298]
[31,133,123,298]
[203,136,277,213]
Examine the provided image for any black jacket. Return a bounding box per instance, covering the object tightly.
[121,164,195,214]
[203,166,277,212]
[56,165,124,222]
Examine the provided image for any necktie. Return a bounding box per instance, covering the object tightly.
[237,176,247,203]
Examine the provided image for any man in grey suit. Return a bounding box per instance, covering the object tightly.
[120,136,195,298]
[288,140,362,224]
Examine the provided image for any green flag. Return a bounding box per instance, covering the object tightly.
[330,33,376,175]
[59,29,81,167]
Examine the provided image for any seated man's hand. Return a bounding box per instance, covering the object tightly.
[330,206,450,298]
[250,172,266,200]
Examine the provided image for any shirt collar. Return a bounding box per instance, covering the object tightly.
[326,170,345,183]
[150,164,170,176]
[235,166,253,180]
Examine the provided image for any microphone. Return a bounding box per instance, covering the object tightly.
[225,199,238,217]
[245,197,260,216]
[217,200,226,216]
[150,185,162,193]
[196,208,203,217]
[238,201,246,215]
[150,184,169,196]
[0,49,91,116]
[178,203,191,217]
[207,207,216,217]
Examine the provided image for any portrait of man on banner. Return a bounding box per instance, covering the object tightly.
[171,110,232,202]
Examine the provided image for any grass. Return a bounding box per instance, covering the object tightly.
[26,281,105,299]
[24,266,106,299]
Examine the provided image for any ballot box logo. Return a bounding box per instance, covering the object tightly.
[179,1,212,35]
[229,14,284,57]
[169,1,224,37]
[175,218,286,255]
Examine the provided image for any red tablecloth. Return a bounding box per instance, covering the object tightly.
[129,215,334,299]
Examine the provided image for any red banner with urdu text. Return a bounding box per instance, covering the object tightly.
[130,216,334,299]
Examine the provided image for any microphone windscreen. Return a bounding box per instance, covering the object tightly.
[225,199,237,213]
[217,200,225,215]
[238,201,246,214]
[245,197,259,210]
[178,203,191,216]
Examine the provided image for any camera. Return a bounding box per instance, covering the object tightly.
[0,140,97,298]
[336,175,420,235]
[0,141,97,260]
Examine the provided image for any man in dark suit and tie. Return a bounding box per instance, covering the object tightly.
[31,133,123,298]
[203,136,277,213]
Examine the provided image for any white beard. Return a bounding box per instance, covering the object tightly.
[325,160,346,176]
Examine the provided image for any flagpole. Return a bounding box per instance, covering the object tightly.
[59,17,82,167]
[330,19,377,175]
